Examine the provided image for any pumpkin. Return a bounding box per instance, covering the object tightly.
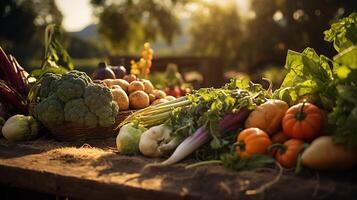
[282,102,324,142]
[269,139,305,168]
[271,131,290,144]
[245,99,289,135]
[236,128,272,158]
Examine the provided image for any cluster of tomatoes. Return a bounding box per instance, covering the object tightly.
[235,100,325,169]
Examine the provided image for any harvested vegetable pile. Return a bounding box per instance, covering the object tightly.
[116,12,357,172]
[0,12,356,180]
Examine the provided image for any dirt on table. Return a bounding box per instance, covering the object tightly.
[0,136,356,200]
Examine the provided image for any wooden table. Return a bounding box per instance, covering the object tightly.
[0,137,356,200]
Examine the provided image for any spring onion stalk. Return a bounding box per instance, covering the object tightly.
[144,108,250,168]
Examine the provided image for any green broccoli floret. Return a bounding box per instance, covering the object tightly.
[96,101,119,127]
[55,71,90,102]
[84,84,119,127]
[64,98,98,128]
[39,73,61,99]
[67,70,93,85]
[34,95,64,127]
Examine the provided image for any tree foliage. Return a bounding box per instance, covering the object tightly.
[189,1,243,67]
[189,0,356,71]
[91,0,189,54]
[0,0,62,64]
[242,0,356,69]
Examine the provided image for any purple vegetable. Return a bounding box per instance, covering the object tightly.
[0,102,8,119]
[0,81,28,115]
[111,65,127,79]
[0,47,28,96]
[147,108,250,167]
[92,62,116,80]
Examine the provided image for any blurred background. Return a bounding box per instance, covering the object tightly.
[0,0,356,88]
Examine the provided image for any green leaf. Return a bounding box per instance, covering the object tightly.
[43,24,74,71]
[274,48,333,106]
[333,46,357,69]
[337,85,357,104]
[221,153,275,171]
[324,12,357,53]
[31,67,67,78]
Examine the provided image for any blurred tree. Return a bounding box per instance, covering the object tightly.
[241,0,356,71]
[0,0,62,64]
[91,0,190,54]
[189,1,243,67]
[67,36,106,58]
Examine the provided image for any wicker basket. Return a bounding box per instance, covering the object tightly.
[47,110,135,141]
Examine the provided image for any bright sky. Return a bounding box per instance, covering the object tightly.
[56,0,250,32]
[55,0,93,32]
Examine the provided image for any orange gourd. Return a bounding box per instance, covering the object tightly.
[282,102,323,142]
[236,128,272,158]
[270,139,305,168]
[271,131,290,144]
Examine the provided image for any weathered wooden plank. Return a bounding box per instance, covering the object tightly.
[0,138,356,200]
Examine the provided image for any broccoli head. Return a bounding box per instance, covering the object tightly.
[96,101,119,127]
[55,71,91,102]
[84,84,113,111]
[38,73,61,99]
[67,70,93,85]
[64,98,98,128]
[84,84,119,127]
[34,95,64,127]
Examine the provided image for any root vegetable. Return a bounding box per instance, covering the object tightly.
[111,79,129,93]
[152,98,168,105]
[111,87,129,111]
[154,90,166,99]
[165,95,176,101]
[117,123,146,154]
[103,79,114,87]
[149,93,156,103]
[123,74,136,83]
[301,136,357,170]
[2,115,38,141]
[139,124,174,157]
[129,91,150,109]
[142,79,154,94]
[128,80,145,93]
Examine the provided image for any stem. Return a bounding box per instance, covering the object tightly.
[268,143,287,154]
[262,77,272,96]
[295,101,307,121]
[185,160,222,169]
[295,143,309,174]
[238,141,245,152]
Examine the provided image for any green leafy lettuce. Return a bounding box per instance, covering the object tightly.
[324,12,357,53]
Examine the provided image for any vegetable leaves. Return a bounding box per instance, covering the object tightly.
[220,153,275,171]
[276,13,357,149]
[273,48,334,107]
[167,79,269,149]
[324,12,357,53]
[31,24,74,79]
